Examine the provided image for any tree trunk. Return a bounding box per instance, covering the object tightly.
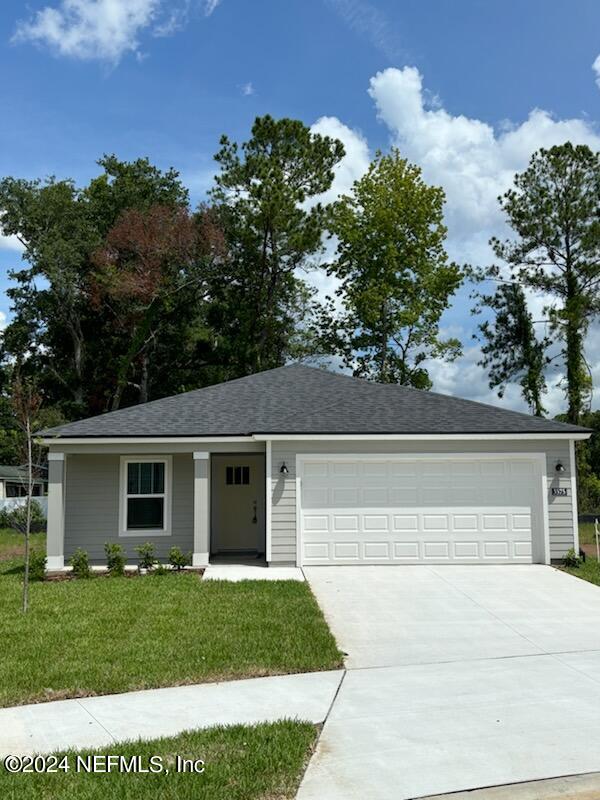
[379,300,388,382]
[139,352,149,404]
[565,265,584,425]
[22,418,33,614]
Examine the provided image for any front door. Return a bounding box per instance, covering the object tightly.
[211,454,266,554]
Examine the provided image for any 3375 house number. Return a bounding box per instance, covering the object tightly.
[551,487,568,497]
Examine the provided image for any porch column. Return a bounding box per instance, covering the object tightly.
[193,451,210,567]
[46,452,65,570]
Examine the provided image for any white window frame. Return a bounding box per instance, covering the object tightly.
[119,455,172,538]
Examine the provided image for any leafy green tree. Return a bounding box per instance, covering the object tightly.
[322,149,462,387]
[0,157,200,416]
[473,283,549,416]
[209,115,345,375]
[575,410,600,512]
[485,143,600,425]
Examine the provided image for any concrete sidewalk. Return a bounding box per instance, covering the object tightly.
[0,670,343,757]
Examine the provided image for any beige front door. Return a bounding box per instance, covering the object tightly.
[211,454,266,553]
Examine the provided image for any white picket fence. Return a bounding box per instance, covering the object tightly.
[0,497,48,517]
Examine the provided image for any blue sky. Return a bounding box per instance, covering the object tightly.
[1,0,600,413]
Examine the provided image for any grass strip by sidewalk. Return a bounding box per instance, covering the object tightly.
[0,720,318,800]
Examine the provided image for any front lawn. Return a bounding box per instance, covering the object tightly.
[0,720,317,799]
[0,553,342,708]
[0,528,45,561]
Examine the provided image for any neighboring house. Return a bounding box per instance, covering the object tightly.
[40,364,591,570]
[0,465,45,499]
[0,465,48,518]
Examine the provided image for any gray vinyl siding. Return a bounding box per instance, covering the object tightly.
[64,453,194,564]
[270,439,575,564]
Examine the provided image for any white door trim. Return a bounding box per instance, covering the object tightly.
[295,452,549,566]
[570,439,579,555]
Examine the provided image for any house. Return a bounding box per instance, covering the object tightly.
[40,364,591,570]
[0,465,46,499]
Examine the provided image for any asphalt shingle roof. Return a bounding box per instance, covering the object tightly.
[40,364,589,438]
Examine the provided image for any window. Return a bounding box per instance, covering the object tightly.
[120,457,171,536]
[226,465,250,485]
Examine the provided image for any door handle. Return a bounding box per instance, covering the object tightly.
[252,500,257,524]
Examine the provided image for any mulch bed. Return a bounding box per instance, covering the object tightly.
[45,567,206,582]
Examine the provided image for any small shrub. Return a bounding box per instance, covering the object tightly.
[70,548,91,578]
[135,541,156,570]
[104,542,126,576]
[28,550,47,581]
[1,500,47,533]
[153,563,170,576]
[168,546,191,571]
[11,500,47,533]
[563,548,581,568]
[0,506,13,529]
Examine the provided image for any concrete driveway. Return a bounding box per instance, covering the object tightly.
[298,565,600,800]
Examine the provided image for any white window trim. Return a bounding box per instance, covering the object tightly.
[118,455,172,538]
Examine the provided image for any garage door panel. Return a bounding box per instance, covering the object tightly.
[423,541,450,559]
[393,514,418,530]
[364,541,390,559]
[300,457,538,566]
[390,486,419,504]
[363,487,388,505]
[453,541,479,559]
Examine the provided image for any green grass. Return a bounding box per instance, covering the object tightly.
[579,522,598,546]
[0,550,342,707]
[563,555,600,587]
[0,720,318,799]
[0,528,46,561]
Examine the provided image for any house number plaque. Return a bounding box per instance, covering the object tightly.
[551,487,568,497]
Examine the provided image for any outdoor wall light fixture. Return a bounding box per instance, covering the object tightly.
[280,462,289,475]
[555,461,565,473]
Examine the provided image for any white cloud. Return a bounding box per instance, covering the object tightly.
[0,311,6,332]
[12,0,219,63]
[307,117,371,302]
[0,233,25,253]
[153,2,191,37]
[13,0,161,62]
[203,0,221,16]
[306,67,600,412]
[325,0,402,61]
[241,82,254,96]
[363,66,600,411]
[594,54,600,88]
[368,67,600,266]
[311,116,371,205]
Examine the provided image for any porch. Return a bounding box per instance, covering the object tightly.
[44,444,284,570]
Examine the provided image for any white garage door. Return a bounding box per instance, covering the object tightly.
[300,456,541,565]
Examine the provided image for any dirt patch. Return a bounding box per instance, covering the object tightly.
[581,543,599,560]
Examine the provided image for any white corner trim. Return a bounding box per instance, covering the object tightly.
[47,452,65,461]
[193,451,210,460]
[295,464,302,568]
[46,555,64,570]
[266,440,272,562]
[192,552,209,567]
[570,439,580,555]
[118,455,173,538]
